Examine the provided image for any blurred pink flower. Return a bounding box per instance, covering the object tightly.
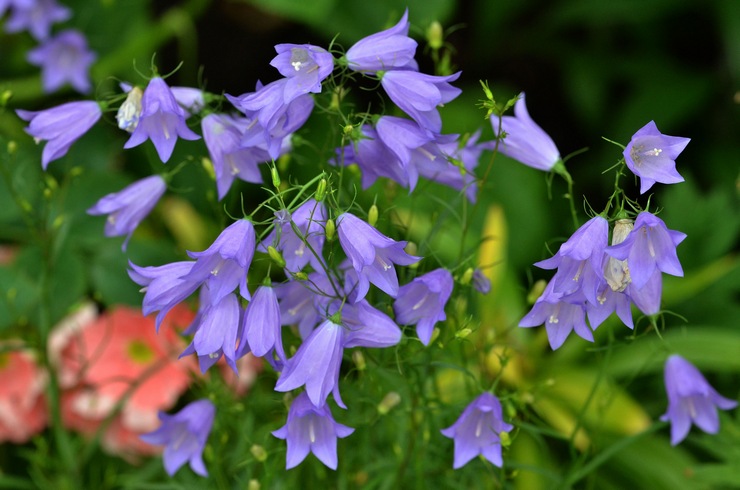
[0,346,48,443]
[50,304,196,458]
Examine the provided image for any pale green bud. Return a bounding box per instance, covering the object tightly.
[368,204,378,227]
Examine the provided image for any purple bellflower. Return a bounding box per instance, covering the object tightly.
[380,70,462,134]
[605,211,686,290]
[181,219,256,305]
[87,174,166,250]
[274,319,346,408]
[170,86,205,117]
[660,355,737,445]
[336,212,420,301]
[490,93,561,171]
[338,299,403,349]
[272,392,354,470]
[27,29,96,94]
[270,44,334,103]
[344,9,417,73]
[535,216,608,305]
[242,284,285,361]
[4,0,70,40]
[335,124,410,189]
[17,100,102,170]
[519,281,593,350]
[258,199,327,273]
[182,293,241,373]
[275,272,334,339]
[473,269,491,294]
[140,399,215,477]
[201,113,264,199]
[394,268,453,345]
[128,260,198,331]
[624,121,690,194]
[441,392,513,469]
[123,77,200,163]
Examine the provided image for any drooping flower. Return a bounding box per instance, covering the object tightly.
[336,212,420,301]
[272,392,354,470]
[605,211,686,290]
[472,269,491,294]
[339,299,403,349]
[87,174,167,250]
[534,216,608,305]
[274,272,334,339]
[519,281,593,350]
[335,123,411,189]
[123,77,201,163]
[270,44,334,102]
[27,29,96,94]
[4,0,70,40]
[394,268,453,345]
[183,293,241,373]
[182,219,256,304]
[140,399,216,476]
[344,9,417,73]
[624,121,690,194]
[17,100,102,169]
[490,92,561,171]
[241,285,285,360]
[660,355,737,445]
[128,261,199,330]
[0,346,47,443]
[380,70,462,134]
[441,392,513,469]
[275,319,346,408]
[170,86,205,116]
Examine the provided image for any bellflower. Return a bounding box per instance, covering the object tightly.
[624,121,690,194]
[183,293,241,373]
[272,392,354,470]
[140,399,215,477]
[344,9,416,73]
[473,269,491,294]
[128,261,198,331]
[242,285,285,360]
[380,70,462,134]
[394,268,453,345]
[409,132,481,202]
[274,319,346,408]
[116,86,143,133]
[201,113,263,199]
[336,212,420,301]
[519,281,593,350]
[275,273,334,339]
[182,219,256,304]
[336,124,410,189]
[340,299,403,348]
[170,87,205,116]
[4,0,70,40]
[270,44,334,102]
[259,199,327,273]
[605,211,686,290]
[441,392,513,469]
[660,355,737,445]
[17,100,102,170]
[535,216,608,305]
[27,30,96,94]
[87,175,167,250]
[123,77,201,163]
[490,93,561,171]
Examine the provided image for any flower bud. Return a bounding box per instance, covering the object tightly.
[248,480,261,490]
[7,141,17,155]
[271,166,281,188]
[267,245,286,269]
[459,267,474,285]
[426,21,444,50]
[455,327,472,339]
[315,178,327,201]
[250,444,267,463]
[604,218,633,292]
[352,350,366,371]
[377,391,401,415]
[201,156,215,180]
[325,218,336,241]
[526,279,547,304]
[116,86,143,133]
[293,271,308,281]
[368,204,379,227]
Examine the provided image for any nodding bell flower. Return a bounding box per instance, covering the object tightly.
[27,29,96,94]
[624,121,690,194]
[344,9,417,73]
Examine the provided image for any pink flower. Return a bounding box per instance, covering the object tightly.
[0,346,47,443]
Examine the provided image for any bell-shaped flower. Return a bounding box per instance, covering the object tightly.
[259,200,327,273]
[490,92,561,171]
[274,319,346,408]
[272,392,354,470]
[275,272,334,339]
[182,219,256,304]
[380,70,462,134]
[519,282,593,350]
[336,212,420,301]
[27,29,96,94]
[242,284,285,360]
[340,299,402,348]
[535,216,608,305]
[624,121,690,194]
[605,211,686,290]
[344,9,417,73]
[201,113,263,199]
[4,0,70,40]
[394,268,453,345]
[140,399,215,477]
[440,392,513,469]
[270,44,334,103]
[123,77,201,163]
[17,100,102,170]
[183,293,241,373]
[128,261,199,331]
[87,175,167,250]
[170,87,205,116]
[335,124,410,189]
[660,355,737,445]
[409,132,481,202]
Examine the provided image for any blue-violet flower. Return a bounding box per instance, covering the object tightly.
[624,121,690,194]
[27,29,96,94]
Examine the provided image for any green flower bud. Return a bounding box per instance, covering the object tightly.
[250,444,267,463]
[426,21,444,50]
[271,166,281,188]
[267,245,286,269]
[316,178,327,201]
[377,391,401,415]
[325,218,336,241]
[527,279,547,304]
[352,350,366,371]
[460,267,474,285]
[368,204,378,227]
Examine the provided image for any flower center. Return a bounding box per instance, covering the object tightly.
[376,254,392,271]
[548,305,561,324]
[127,340,155,364]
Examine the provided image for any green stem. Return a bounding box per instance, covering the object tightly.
[552,161,579,228]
